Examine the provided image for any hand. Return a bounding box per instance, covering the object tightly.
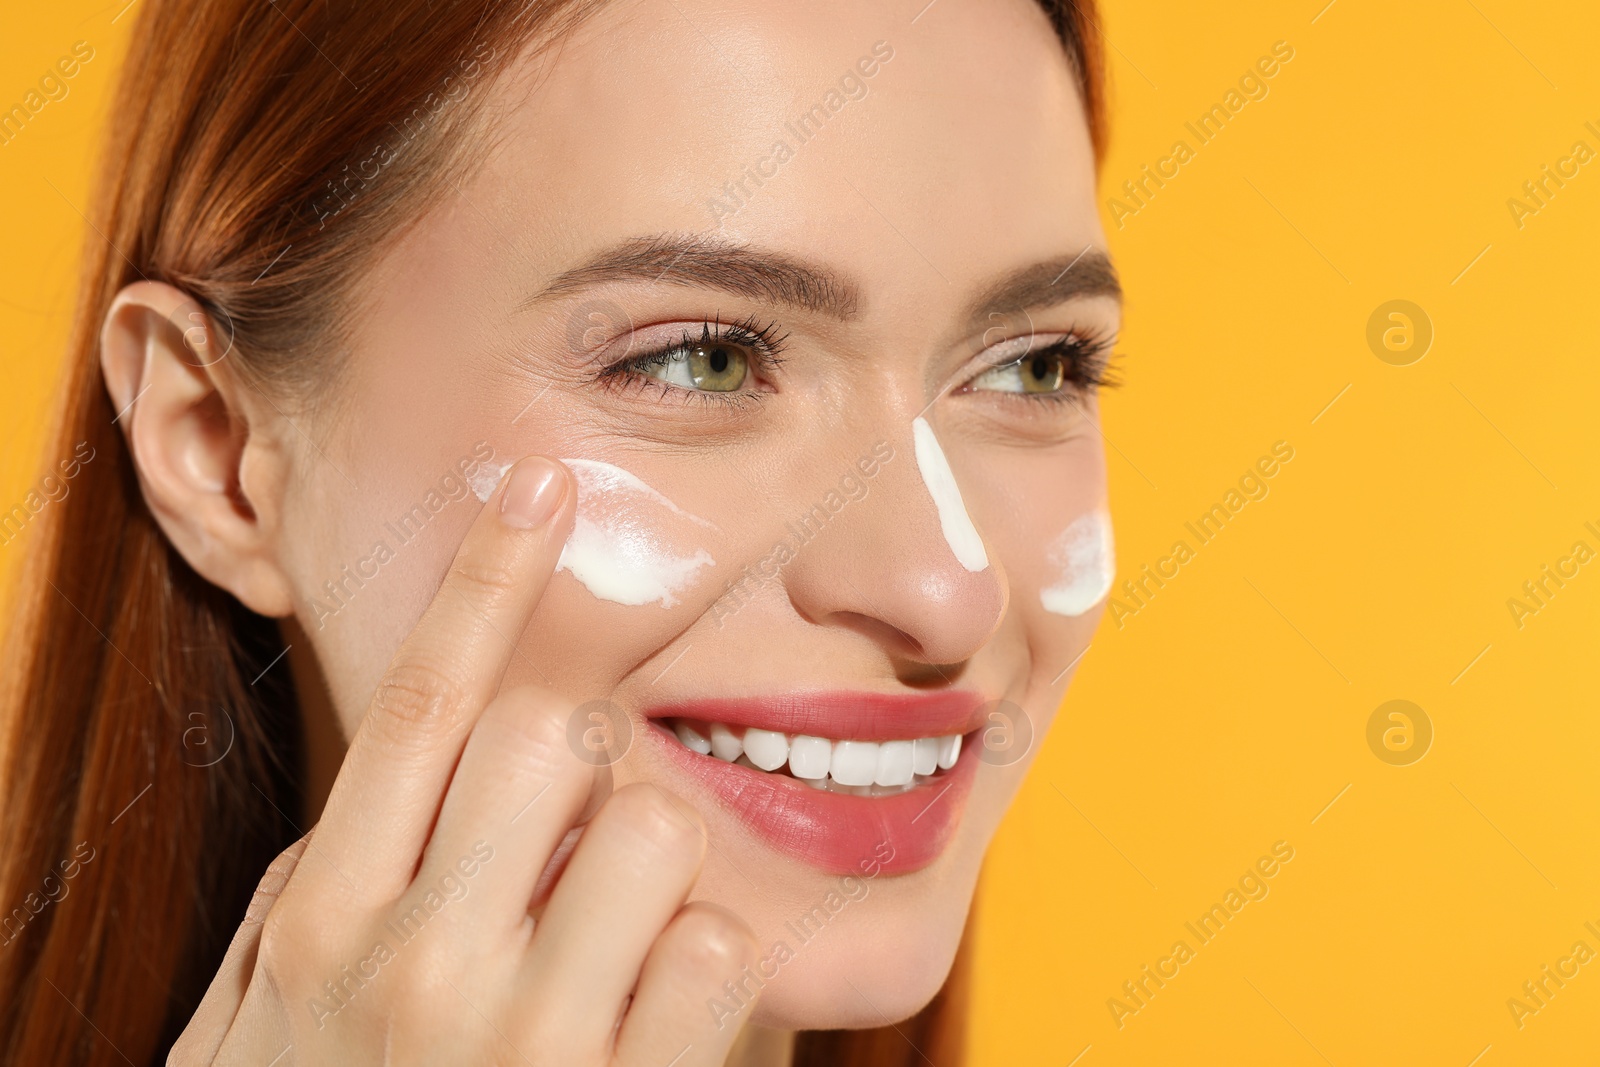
[169,456,761,1066]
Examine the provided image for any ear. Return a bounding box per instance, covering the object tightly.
[101,281,295,617]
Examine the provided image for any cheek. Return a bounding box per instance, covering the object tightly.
[971,442,1109,660]
[501,459,745,700]
[553,459,718,609]
[298,388,795,712]
[1040,507,1115,617]
[283,440,504,723]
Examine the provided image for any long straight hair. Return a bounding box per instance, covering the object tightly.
[0,2,1103,1063]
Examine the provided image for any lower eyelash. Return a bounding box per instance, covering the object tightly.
[594,315,787,406]
[984,332,1118,403]
[599,371,768,409]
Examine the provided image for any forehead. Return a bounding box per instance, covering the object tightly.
[460,0,1101,314]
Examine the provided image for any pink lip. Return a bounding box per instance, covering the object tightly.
[643,691,984,875]
[645,689,988,741]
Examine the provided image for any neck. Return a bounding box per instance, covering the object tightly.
[285,618,344,823]
[726,1026,795,1067]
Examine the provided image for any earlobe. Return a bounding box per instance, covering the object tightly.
[101,281,295,617]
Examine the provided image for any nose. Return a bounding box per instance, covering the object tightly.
[779,419,1008,668]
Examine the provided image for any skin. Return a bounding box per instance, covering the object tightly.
[100,0,1116,1061]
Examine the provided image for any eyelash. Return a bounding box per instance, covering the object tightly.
[593,317,1116,408]
[968,329,1119,405]
[595,315,789,408]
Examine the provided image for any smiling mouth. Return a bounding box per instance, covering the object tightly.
[664,718,965,796]
[643,690,984,873]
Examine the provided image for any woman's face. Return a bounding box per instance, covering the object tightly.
[275,0,1115,1030]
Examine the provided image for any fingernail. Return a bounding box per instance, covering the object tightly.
[499,457,562,529]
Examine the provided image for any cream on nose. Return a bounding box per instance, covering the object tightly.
[910,416,989,573]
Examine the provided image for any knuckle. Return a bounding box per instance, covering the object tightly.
[251,833,310,905]
[388,955,485,1036]
[510,1004,583,1065]
[448,557,521,602]
[478,688,570,775]
[244,871,290,928]
[667,904,759,979]
[254,905,300,979]
[371,659,468,734]
[389,965,451,1021]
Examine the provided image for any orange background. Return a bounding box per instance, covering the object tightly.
[4,2,1598,1063]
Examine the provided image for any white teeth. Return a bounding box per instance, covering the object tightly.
[875,740,914,787]
[830,739,879,787]
[673,722,712,756]
[742,727,790,772]
[709,722,743,763]
[788,735,833,779]
[669,720,965,791]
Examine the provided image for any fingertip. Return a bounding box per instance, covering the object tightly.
[499,455,569,530]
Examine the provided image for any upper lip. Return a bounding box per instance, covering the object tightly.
[642,689,987,742]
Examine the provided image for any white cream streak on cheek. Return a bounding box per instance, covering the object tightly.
[469,459,512,503]
[1041,508,1114,616]
[910,417,989,572]
[554,459,715,607]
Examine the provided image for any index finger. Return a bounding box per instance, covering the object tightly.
[307,455,574,902]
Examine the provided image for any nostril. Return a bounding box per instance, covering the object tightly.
[825,609,927,660]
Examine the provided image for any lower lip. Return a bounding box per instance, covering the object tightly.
[649,724,979,875]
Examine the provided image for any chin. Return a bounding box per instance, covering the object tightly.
[746,876,975,1031]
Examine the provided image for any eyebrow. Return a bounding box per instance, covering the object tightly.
[960,248,1122,330]
[521,233,1120,328]
[523,233,861,319]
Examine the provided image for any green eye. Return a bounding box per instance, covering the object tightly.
[973,350,1068,394]
[692,343,748,391]
[640,341,749,392]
